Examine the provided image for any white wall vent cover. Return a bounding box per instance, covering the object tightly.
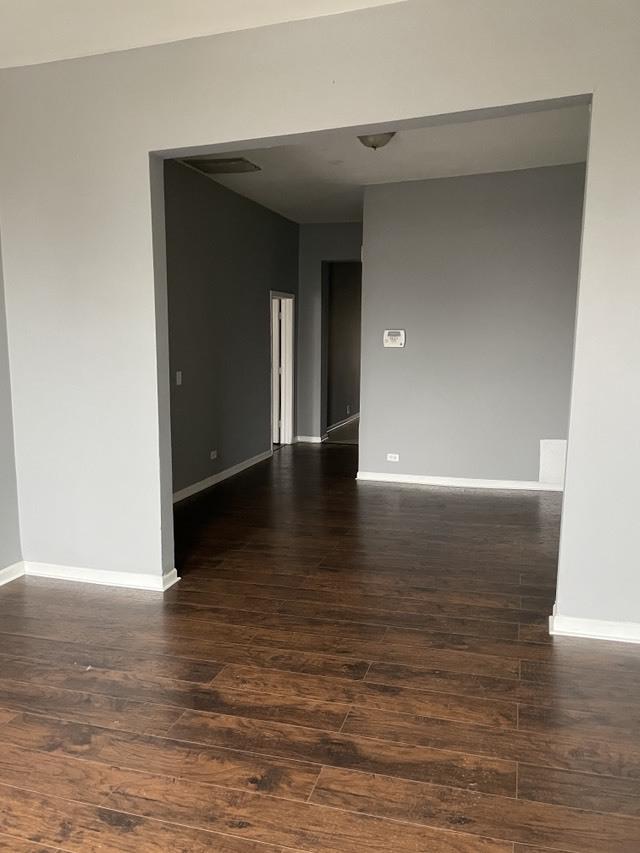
[539,439,567,486]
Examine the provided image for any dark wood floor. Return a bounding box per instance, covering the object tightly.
[0,444,639,852]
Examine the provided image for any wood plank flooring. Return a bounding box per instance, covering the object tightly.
[0,443,639,851]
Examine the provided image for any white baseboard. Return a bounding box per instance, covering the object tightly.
[549,608,640,644]
[295,435,327,444]
[327,413,360,432]
[173,449,272,503]
[0,561,24,588]
[0,561,178,591]
[356,471,563,491]
[24,561,179,591]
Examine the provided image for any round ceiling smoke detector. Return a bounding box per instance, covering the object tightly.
[357,132,396,150]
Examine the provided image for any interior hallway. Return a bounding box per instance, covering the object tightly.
[0,443,639,851]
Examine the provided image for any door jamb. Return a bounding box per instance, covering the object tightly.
[270,291,295,445]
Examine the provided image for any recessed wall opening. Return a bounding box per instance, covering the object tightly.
[324,260,362,447]
[151,96,590,608]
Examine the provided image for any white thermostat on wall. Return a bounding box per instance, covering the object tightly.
[383,329,406,348]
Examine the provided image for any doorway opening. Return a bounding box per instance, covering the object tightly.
[271,291,295,448]
[155,95,590,612]
[324,261,362,446]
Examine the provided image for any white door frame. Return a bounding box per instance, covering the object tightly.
[271,296,281,444]
[270,291,295,445]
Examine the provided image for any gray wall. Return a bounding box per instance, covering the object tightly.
[0,241,21,569]
[297,223,362,437]
[165,160,298,493]
[359,164,585,481]
[327,262,362,428]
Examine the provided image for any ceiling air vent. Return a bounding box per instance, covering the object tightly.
[179,156,261,176]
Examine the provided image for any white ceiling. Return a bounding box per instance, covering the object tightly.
[199,105,590,223]
[0,0,404,68]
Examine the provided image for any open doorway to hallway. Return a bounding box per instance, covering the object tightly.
[156,98,589,613]
[324,261,362,446]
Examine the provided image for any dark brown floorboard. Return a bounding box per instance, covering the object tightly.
[0,442,638,851]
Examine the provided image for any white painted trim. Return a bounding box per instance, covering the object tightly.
[356,471,563,491]
[14,561,179,591]
[173,449,273,503]
[271,294,281,444]
[327,413,360,432]
[280,296,295,445]
[270,291,295,446]
[539,438,567,486]
[295,435,327,444]
[0,562,24,587]
[270,290,296,300]
[549,607,640,644]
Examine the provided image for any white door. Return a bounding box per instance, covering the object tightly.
[271,297,281,444]
[271,292,295,445]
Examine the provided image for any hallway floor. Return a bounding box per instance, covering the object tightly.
[0,444,639,851]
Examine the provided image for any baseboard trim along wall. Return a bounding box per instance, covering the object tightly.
[0,561,179,591]
[173,449,273,503]
[0,562,25,588]
[550,608,640,644]
[356,472,563,491]
[539,438,567,486]
[295,435,327,444]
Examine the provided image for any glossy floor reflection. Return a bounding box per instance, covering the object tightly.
[0,443,639,851]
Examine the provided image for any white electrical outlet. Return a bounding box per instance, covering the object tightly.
[386,453,399,462]
[210,450,218,461]
[176,370,183,386]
